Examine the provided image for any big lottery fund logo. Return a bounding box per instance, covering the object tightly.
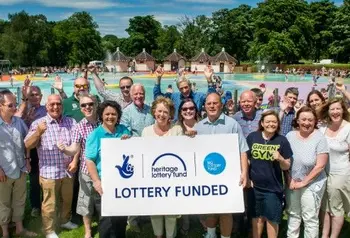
[203,152,226,175]
[151,153,187,179]
[116,154,134,179]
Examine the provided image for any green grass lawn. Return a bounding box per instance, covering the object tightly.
[15,208,350,238]
[2,179,350,237]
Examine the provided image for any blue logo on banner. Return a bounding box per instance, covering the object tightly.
[151,153,187,179]
[116,154,134,179]
[203,152,226,175]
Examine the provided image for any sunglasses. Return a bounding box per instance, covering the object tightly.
[80,102,94,108]
[120,85,131,90]
[48,102,62,107]
[181,106,196,112]
[75,84,89,89]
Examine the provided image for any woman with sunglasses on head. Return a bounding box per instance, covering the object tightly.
[142,96,183,238]
[318,98,350,238]
[285,106,329,238]
[84,100,131,238]
[246,110,292,238]
[57,94,98,238]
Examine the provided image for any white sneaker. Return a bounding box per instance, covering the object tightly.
[204,233,217,238]
[46,232,59,238]
[60,221,78,230]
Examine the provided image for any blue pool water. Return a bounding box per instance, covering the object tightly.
[0,73,326,104]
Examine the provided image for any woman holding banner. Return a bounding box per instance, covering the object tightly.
[142,96,183,238]
[246,110,292,238]
[85,100,131,238]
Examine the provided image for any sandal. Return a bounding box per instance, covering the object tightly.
[15,229,37,237]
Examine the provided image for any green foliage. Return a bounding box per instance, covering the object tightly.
[288,63,350,70]
[1,1,350,66]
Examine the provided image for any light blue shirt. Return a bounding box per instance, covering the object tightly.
[120,103,154,137]
[233,110,262,138]
[195,113,249,153]
[0,116,28,179]
[85,124,131,178]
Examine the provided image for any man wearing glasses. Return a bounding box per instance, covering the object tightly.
[63,77,91,122]
[0,90,36,238]
[25,95,78,238]
[88,65,133,109]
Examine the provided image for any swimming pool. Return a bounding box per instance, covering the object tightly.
[0,73,337,104]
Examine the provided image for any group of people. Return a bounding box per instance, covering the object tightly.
[1,64,350,238]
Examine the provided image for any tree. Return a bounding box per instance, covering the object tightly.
[329,0,350,62]
[102,34,119,54]
[153,25,181,60]
[310,0,337,61]
[126,16,161,56]
[52,12,103,66]
[212,5,254,62]
[249,0,313,63]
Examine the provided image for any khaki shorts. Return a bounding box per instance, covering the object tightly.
[76,172,94,217]
[321,173,350,216]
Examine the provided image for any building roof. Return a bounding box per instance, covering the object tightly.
[135,48,155,61]
[190,48,211,62]
[212,48,238,63]
[164,49,186,62]
[112,47,129,62]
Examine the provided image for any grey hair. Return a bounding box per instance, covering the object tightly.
[130,83,145,95]
[0,89,13,104]
[78,93,97,104]
[176,76,191,88]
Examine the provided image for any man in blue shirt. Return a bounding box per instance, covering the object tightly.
[279,87,298,136]
[120,84,154,137]
[233,90,263,138]
[195,92,249,238]
[153,65,216,120]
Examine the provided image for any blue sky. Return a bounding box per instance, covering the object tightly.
[0,0,344,37]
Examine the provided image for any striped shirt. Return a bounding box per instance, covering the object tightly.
[233,110,262,138]
[281,109,295,136]
[25,114,77,179]
[71,118,98,175]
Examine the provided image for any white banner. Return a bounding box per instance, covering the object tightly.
[101,134,244,216]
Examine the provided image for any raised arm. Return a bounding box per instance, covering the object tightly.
[153,65,166,99]
[336,84,350,102]
[25,121,47,149]
[56,142,81,156]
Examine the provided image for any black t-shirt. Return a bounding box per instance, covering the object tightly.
[247,131,293,194]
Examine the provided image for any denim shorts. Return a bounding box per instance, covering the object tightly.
[249,188,283,224]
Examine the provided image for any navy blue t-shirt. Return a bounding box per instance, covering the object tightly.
[247,131,293,194]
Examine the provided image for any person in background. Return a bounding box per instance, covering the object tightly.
[153,65,215,120]
[89,65,133,109]
[306,90,326,112]
[120,84,154,137]
[142,97,183,238]
[57,94,98,238]
[233,90,262,138]
[285,106,329,238]
[85,101,131,238]
[279,87,299,136]
[20,79,47,218]
[25,95,78,238]
[250,88,264,110]
[247,110,292,238]
[0,90,36,238]
[318,98,350,238]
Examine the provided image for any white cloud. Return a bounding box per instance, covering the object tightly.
[175,0,235,4]
[0,0,131,9]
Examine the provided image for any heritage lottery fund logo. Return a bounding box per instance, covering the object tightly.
[114,152,229,199]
